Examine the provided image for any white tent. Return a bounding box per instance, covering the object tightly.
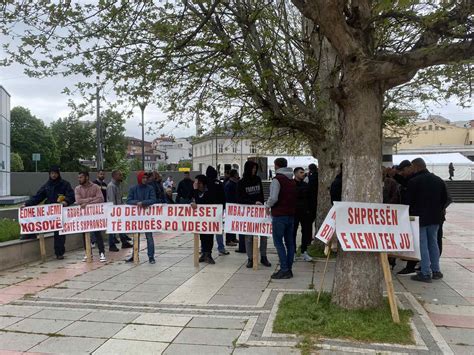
[266,155,318,172]
[393,153,474,181]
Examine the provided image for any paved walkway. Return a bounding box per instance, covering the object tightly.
[0,203,472,354]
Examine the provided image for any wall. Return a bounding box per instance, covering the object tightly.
[0,86,11,196]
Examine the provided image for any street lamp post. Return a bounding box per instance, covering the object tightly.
[139,102,147,171]
[96,76,103,170]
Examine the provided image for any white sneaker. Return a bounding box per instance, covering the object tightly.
[82,255,93,262]
[303,252,313,262]
[99,253,106,262]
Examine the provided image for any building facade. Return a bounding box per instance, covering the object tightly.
[0,86,11,197]
[126,136,166,170]
[153,136,192,165]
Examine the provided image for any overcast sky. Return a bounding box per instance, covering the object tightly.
[1,62,472,141]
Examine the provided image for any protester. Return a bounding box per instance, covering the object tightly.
[223,169,239,246]
[237,162,271,268]
[293,167,313,262]
[176,171,194,203]
[408,158,448,283]
[265,158,296,279]
[192,174,215,264]
[223,170,231,186]
[330,165,342,204]
[75,171,106,262]
[93,170,107,201]
[448,162,455,180]
[126,171,158,263]
[149,171,166,203]
[382,167,400,204]
[206,166,229,256]
[163,175,174,190]
[23,166,75,258]
[165,188,175,203]
[106,170,133,251]
[305,163,318,227]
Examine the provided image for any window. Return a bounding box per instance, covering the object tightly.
[218,143,223,153]
[204,145,207,155]
[250,143,257,154]
[200,146,203,156]
[232,144,238,153]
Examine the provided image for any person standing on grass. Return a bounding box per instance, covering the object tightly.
[408,158,448,283]
[106,170,133,252]
[126,171,158,264]
[265,158,296,279]
[75,171,106,262]
[237,162,271,268]
[23,166,75,258]
[293,167,313,262]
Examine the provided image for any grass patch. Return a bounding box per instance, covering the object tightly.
[273,292,413,344]
[0,219,21,243]
[306,243,336,259]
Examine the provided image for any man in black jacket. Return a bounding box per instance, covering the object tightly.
[408,158,448,283]
[176,171,194,203]
[224,169,239,246]
[24,166,75,259]
[306,163,318,228]
[293,167,313,262]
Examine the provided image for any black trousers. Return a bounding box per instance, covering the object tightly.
[226,233,237,243]
[54,231,66,257]
[293,213,313,253]
[406,220,444,270]
[200,234,214,253]
[82,231,105,254]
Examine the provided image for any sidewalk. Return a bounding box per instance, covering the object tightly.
[0,203,472,354]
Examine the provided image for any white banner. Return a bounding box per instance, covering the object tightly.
[314,206,336,244]
[19,204,63,234]
[106,204,223,235]
[224,203,272,237]
[334,202,414,252]
[61,203,112,235]
[390,217,421,261]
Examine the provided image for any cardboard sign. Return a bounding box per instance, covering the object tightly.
[314,206,336,244]
[334,202,414,252]
[106,204,223,235]
[390,217,421,261]
[224,203,272,237]
[61,203,112,235]
[19,204,63,234]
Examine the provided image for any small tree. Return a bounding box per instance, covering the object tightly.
[10,152,24,172]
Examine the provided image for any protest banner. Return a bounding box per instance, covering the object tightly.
[61,203,112,235]
[314,206,336,244]
[19,204,63,234]
[390,217,421,261]
[106,204,223,234]
[224,203,272,237]
[334,202,414,252]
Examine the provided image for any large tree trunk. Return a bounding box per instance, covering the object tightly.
[331,84,385,309]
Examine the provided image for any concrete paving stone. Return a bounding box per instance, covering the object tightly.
[425,304,474,316]
[60,280,100,289]
[449,344,474,355]
[6,318,72,334]
[429,313,474,329]
[0,305,42,317]
[133,313,192,326]
[73,289,124,300]
[217,287,265,297]
[209,293,262,306]
[29,336,106,354]
[59,320,125,338]
[233,346,301,354]
[129,283,177,294]
[116,291,171,303]
[73,274,114,282]
[163,344,233,355]
[106,275,148,284]
[113,324,182,342]
[89,282,137,292]
[187,317,246,329]
[143,275,190,285]
[81,311,140,324]
[0,331,47,351]
[0,316,23,329]
[438,327,474,346]
[35,287,80,298]
[173,327,241,346]
[93,339,169,355]
[30,309,90,321]
[223,280,269,289]
[414,294,471,306]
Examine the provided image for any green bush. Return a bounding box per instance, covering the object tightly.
[0,219,21,242]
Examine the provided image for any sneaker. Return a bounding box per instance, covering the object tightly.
[121,241,133,249]
[109,245,120,252]
[271,270,293,279]
[246,259,253,268]
[260,256,271,267]
[226,241,237,246]
[99,253,106,262]
[125,256,134,263]
[219,250,230,256]
[303,252,313,262]
[56,255,64,260]
[410,273,432,283]
[149,258,156,264]
[199,253,206,262]
[82,255,92,262]
[432,271,444,280]
[204,253,216,264]
[397,267,416,275]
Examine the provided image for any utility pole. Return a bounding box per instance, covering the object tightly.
[139,102,147,171]
[96,76,103,170]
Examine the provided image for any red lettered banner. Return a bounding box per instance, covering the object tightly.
[60,203,112,235]
[18,204,63,234]
[334,202,414,252]
[390,217,421,261]
[224,203,272,237]
[314,206,336,244]
[106,204,223,235]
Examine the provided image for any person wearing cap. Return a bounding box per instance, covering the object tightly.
[126,171,158,263]
[24,166,75,259]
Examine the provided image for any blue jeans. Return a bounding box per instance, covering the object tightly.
[420,224,440,276]
[138,233,155,260]
[272,216,295,272]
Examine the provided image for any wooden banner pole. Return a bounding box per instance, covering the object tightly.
[253,236,259,271]
[317,246,331,304]
[133,233,139,265]
[39,234,47,262]
[194,233,200,267]
[380,252,400,323]
[85,232,92,263]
